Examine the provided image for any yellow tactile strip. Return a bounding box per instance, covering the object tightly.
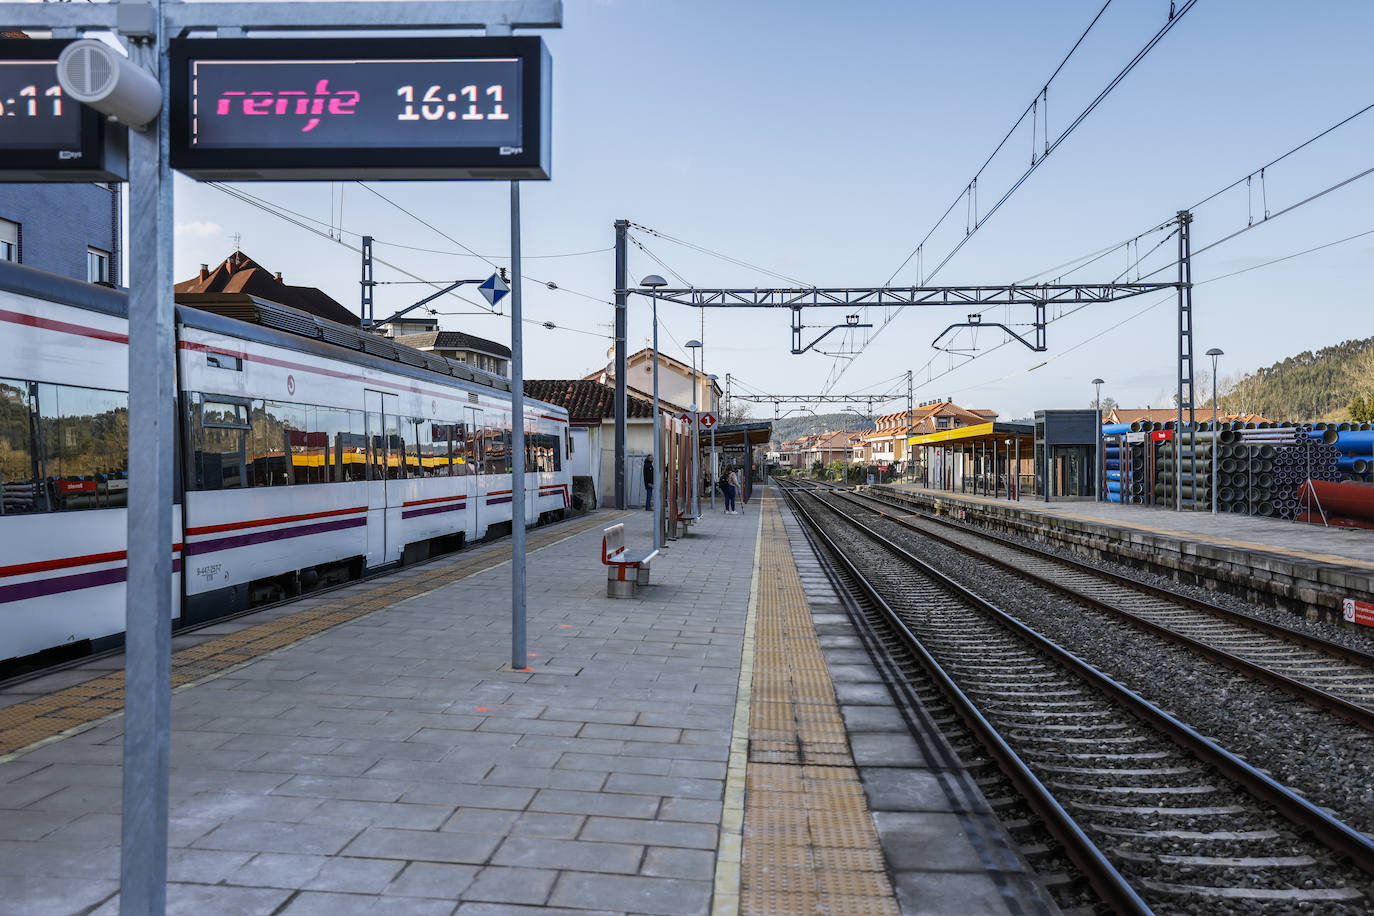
[0,510,628,758]
[740,491,899,916]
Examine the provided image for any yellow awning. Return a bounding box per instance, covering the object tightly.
[906,422,995,446]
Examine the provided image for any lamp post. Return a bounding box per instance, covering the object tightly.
[1206,348,1224,515]
[1092,378,1104,502]
[686,339,702,518]
[707,374,719,509]
[641,275,666,549]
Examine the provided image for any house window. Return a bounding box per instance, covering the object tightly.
[0,218,17,262]
[87,247,110,284]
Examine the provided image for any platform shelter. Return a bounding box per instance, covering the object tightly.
[907,421,1036,500]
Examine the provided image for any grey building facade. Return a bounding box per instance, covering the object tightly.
[0,182,122,287]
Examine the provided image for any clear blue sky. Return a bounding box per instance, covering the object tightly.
[172,0,1374,421]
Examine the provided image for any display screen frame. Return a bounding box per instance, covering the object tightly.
[0,38,125,181]
[169,36,551,181]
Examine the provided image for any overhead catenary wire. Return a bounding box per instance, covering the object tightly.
[823,1,1197,394]
[921,223,1374,398]
[205,182,611,340]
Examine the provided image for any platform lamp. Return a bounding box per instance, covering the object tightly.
[686,339,702,518]
[641,274,667,549]
[707,374,719,509]
[1206,348,1224,515]
[1092,378,1104,502]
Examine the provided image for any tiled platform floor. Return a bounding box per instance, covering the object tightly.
[0,505,760,915]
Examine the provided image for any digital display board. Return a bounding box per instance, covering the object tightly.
[170,37,550,181]
[0,40,127,181]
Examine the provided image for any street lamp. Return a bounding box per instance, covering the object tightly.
[707,374,719,509]
[1206,348,1224,515]
[1092,378,1104,502]
[686,339,702,518]
[641,274,666,549]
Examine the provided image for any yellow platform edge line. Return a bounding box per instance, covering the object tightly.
[712,497,766,916]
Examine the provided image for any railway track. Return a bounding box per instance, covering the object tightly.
[801,478,1374,728]
[778,479,1374,914]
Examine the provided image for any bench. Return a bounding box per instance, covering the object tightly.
[674,510,701,535]
[602,523,659,598]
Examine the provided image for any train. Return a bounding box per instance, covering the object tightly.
[0,258,571,675]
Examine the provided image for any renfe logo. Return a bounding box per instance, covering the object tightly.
[214,80,360,133]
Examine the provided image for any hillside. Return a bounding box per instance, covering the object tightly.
[767,412,874,445]
[1214,336,1374,422]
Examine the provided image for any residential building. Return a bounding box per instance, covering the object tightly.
[860,401,995,469]
[174,251,358,325]
[585,347,721,416]
[376,315,440,338]
[394,330,511,378]
[0,182,122,286]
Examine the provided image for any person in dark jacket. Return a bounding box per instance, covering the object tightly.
[642,455,654,511]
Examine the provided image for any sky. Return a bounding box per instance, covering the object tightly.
[169,0,1374,423]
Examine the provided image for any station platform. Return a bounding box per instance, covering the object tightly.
[879,483,1374,623]
[0,486,1043,915]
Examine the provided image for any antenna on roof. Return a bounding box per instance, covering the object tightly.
[231,232,241,253]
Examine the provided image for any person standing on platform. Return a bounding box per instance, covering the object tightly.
[643,455,654,511]
[725,466,739,514]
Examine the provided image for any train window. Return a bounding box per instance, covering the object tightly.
[202,400,249,429]
[205,351,243,371]
[0,379,41,515]
[248,401,295,487]
[418,421,449,477]
[484,412,510,475]
[383,415,406,480]
[464,421,481,473]
[315,407,364,483]
[34,383,129,511]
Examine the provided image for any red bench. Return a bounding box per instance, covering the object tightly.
[602,523,659,598]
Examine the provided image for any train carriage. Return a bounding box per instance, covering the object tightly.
[0,259,571,672]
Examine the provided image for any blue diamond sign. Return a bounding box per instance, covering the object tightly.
[478,273,510,307]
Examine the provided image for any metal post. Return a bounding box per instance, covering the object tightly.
[1176,209,1195,512]
[691,352,700,517]
[613,219,628,509]
[710,424,716,509]
[1014,436,1020,500]
[360,235,374,328]
[906,369,913,483]
[122,20,173,916]
[509,181,526,670]
[652,299,662,551]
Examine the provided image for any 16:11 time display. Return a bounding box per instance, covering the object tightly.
[0,83,64,118]
[396,84,509,122]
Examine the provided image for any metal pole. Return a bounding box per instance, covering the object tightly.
[509,181,526,670]
[1211,356,1219,515]
[652,299,662,551]
[1014,435,1020,500]
[710,424,716,509]
[122,19,173,916]
[613,219,628,509]
[692,352,700,517]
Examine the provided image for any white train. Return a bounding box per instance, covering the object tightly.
[0,259,571,674]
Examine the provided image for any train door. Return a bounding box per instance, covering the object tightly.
[364,390,402,568]
[466,406,483,539]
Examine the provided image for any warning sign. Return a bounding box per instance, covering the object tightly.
[1343,598,1374,628]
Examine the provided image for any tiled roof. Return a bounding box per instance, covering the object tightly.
[395,331,512,358]
[523,379,655,422]
[175,251,359,327]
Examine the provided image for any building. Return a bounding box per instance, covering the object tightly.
[860,401,995,470]
[523,379,656,508]
[585,347,721,416]
[0,182,122,286]
[376,315,440,339]
[394,330,511,378]
[174,251,357,325]
[1104,407,1270,427]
